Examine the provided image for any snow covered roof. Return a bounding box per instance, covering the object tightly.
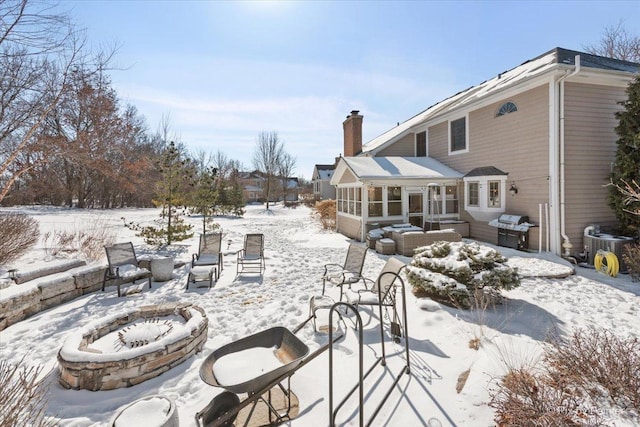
[335,156,462,183]
[318,170,333,180]
[362,47,640,155]
[314,164,335,181]
[286,178,299,189]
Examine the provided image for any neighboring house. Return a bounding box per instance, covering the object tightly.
[330,47,639,259]
[238,170,299,203]
[282,177,300,202]
[238,171,265,203]
[312,164,336,200]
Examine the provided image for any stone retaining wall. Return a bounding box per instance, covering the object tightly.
[57,304,208,391]
[0,259,186,332]
[14,259,87,284]
[0,264,108,331]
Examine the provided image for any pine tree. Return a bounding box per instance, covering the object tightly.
[609,75,640,235]
[227,167,245,217]
[124,141,194,247]
[192,166,219,234]
[214,182,229,215]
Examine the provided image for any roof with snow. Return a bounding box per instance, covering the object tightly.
[286,178,299,189]
[314,164,335,180]
[339,156,462,180]
[362,47,640,155]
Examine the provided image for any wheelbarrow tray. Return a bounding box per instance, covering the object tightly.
[200,326,310,395]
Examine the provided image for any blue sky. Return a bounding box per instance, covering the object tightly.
[68,1,640,179]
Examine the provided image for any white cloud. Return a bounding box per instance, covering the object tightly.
[111,55,461,175]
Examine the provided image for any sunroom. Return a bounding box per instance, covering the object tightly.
[330,156,463,241]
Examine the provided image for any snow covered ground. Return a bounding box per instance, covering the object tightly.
[1,204,639,426]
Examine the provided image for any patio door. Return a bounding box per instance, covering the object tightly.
[408,193,424,228]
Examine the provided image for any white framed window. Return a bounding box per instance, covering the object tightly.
[368,186,383,217]
[337,186,361,216]
[416,131,427,157]
[488,181,501,208]
[463,176,507,221]
[387,186,402,216]
[449,116,468,154]
[467,182,479,206]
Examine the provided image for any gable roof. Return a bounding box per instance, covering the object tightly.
[315,164,335,170]
[314,164,335,180]
[331,157,462,185]
[464,166,508,177]
[362,47,640,155]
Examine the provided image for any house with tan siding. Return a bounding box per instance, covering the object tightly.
[330,47,639,259]
[239,171,299,203]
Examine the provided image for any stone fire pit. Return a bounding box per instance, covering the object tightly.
[58,303,208,391]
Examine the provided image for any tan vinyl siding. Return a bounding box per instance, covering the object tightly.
[564,82,625,249]
[429,86,550,244]
[428,122,448,159]
[338,168,358,184]
[337,214,362,240]
[377,134,415,156]
[458,211,541,250]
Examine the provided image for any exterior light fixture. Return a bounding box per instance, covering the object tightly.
[509,183,519,196]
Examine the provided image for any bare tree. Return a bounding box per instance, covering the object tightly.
[252,131,283,210]
[0,0,117,204]
[211,149,232,180]
[583,21,640,62]
[43,66,122,207]
[192,149,214,173]
[277,151,296,204]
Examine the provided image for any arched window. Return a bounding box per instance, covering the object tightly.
[495,101,518,117]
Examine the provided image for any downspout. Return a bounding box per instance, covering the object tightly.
[557,55,581,257]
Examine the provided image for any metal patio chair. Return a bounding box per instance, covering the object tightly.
[321,243,368,300]
[188,232,223,289]
[102,242,152,297]
[343,257,407,341]
[236,233,265,275]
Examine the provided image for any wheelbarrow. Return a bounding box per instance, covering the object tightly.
[196,315,344,427]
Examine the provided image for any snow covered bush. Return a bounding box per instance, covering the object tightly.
[406,241,520,308]
[0,213,39,264]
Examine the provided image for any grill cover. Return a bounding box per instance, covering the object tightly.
[488,214,531,232]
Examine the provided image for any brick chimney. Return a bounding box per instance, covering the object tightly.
[343,110,363,157]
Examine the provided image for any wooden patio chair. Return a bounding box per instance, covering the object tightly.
[187,232,223,289]
[102,242,152,297]
[321,243,368,300]
[236,233,265,275]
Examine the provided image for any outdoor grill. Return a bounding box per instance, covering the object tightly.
[488,214,532,251]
